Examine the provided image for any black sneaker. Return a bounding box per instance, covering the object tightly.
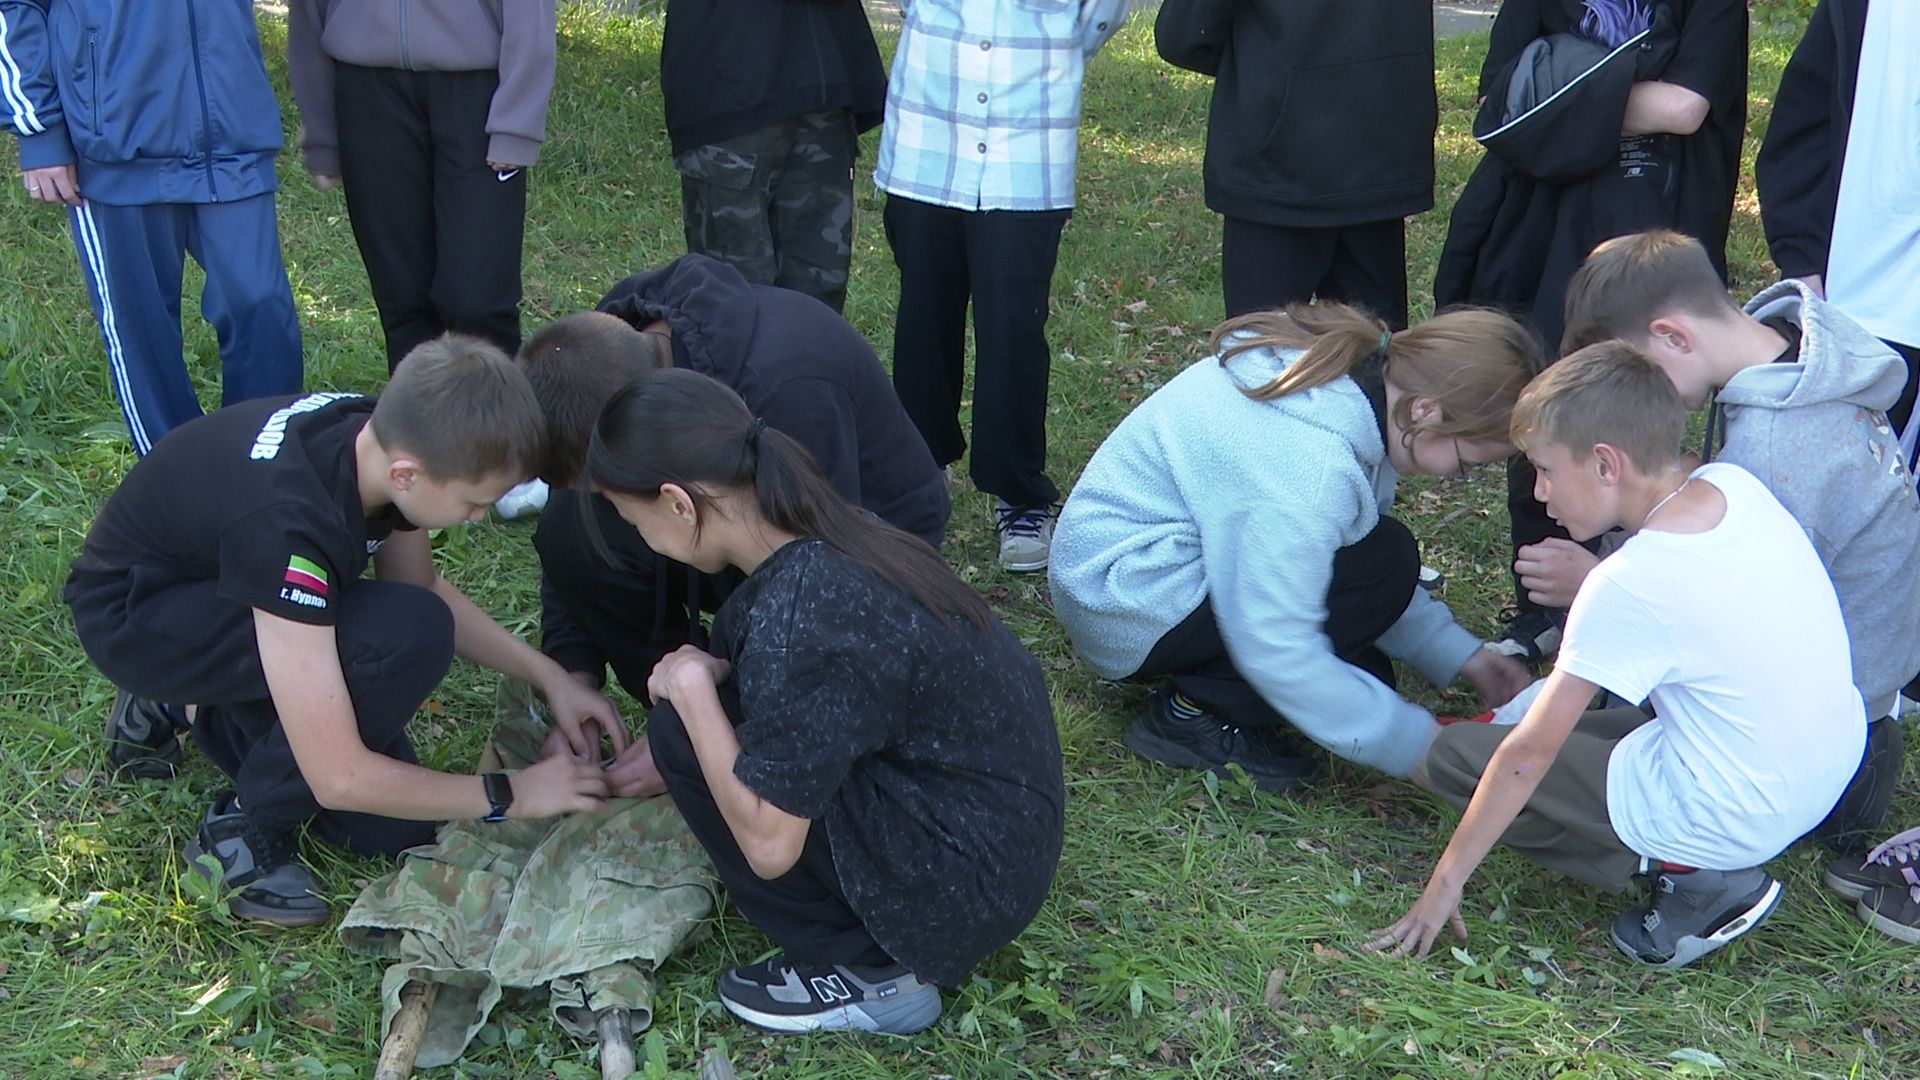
[1857,882,1920,945]
[1487,607,1564,666]
[1808,716,1905,855]
[1826,827,1920,901]
[105,690,187,779]
[717,955,941,1034]
[182,791,330,927]
[1610,866,1783,969]
[1124,688,1321,793]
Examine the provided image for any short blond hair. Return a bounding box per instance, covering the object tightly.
[372,335,546,482]
[1510,340,1686,472]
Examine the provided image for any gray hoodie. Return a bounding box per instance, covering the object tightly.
[1718,280,1920,718]
[287,0,557,173]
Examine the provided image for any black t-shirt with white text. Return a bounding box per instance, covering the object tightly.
[67,394,415,626]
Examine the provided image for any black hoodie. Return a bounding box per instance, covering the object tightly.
[660,0,887,155]
[537,257,951,690]
[1154,0,1437,228]
[1754,0,1867,281]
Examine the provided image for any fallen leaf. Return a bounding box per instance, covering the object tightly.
[297,1010,337,1033]
[1294,837,1329,854]
[1312,943,1344,961]
[141,1055,189,1075]
[1262,969,1287,1009]
[62,768,89,788]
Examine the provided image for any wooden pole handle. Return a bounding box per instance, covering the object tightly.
[597,1006,636,1080]
[374,980,439,1080]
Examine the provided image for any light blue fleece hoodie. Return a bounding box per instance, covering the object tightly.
[1721,281,1920,718]
[1049,341,1483,778]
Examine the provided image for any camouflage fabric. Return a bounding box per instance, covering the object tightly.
[340,697,717,1068]
[674,109,860,312]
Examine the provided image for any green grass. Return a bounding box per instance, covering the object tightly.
[2,7,1914,1078]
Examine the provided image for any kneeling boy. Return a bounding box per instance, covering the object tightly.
[66,337,624,927]
[1372,343,1866,968]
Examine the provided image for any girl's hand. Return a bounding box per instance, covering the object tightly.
[1460,646,1530,709]
[646,645,732,706]
[1365,876,1468,959]
[605,735,667,799]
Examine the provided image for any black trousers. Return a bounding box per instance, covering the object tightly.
[1221,216,1410,329]
[884,194,1068,509]
[535,490,740,700]
[69,573,450,855]
[1129,515,1421,727]
[1890,339,1919,436]
[648,690,893,968]
[335,63,527,370]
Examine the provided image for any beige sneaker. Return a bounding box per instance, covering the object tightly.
[994,501,1055,573]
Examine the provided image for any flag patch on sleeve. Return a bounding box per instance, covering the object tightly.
[283,555,330,596]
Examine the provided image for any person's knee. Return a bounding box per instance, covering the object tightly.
[646,701,699,785]
[1425,725,1496,803]
[335,583,455,701]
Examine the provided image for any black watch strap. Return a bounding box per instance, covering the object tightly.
[481,771,513,823]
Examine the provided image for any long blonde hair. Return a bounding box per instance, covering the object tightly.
[1214,302,1543,444]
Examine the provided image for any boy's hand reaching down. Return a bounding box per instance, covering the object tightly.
[605,736,667,799]
[509,752,610,819]
[1460,646,1530,709]
[542,674,629,758]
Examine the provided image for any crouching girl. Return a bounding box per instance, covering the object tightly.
[588,368,1064,1035]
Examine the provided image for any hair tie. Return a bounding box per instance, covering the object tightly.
[1378,330,1394,355]
[745,417,767,447]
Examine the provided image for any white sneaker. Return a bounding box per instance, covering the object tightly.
[994,501,1054,573]
[494,478,550,520]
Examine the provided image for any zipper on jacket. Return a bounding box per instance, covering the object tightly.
[184,0,219,200]
[399,0,413,70]
[86,30,98,138]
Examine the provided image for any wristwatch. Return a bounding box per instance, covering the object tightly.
[481,772,514,823]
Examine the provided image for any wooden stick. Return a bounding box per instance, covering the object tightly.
[597,1006,636,1080]
[374,980,438,1080]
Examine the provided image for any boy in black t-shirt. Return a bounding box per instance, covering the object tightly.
[65,337,625,927]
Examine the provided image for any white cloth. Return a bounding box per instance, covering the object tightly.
[1826,0,1920,350]
[1554,464,1866,870]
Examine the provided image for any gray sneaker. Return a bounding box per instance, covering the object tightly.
[182,791,330,927]
[717,955,941,1035]
[994,501,1054,573]
[105,690,186,779]
[1610,866,1782,969]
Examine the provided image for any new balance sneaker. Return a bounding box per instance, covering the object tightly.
[494,478,550,520]
[182,791,330,927]
[1123,688,1321,793]
[1826,826,1920,901]
[1487,607,1564,666]
[1610,866,1783,969]
[1857,882,1920,945]
[105,690,187,779]
[717,955,941,1035]
[994,501,1055,573]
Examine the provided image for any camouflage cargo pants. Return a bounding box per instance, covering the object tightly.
[674,109,860,312]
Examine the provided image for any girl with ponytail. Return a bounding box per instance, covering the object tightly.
[1050,301,1543,791]
[586,367,1063,1036]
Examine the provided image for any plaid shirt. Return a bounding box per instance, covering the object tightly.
[874,0,1129,212]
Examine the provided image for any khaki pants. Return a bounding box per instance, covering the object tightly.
[1425,707,1652,893]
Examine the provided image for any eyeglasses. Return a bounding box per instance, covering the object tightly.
[1451,437,1491,480]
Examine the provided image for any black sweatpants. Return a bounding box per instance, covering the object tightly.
[1221,216,1410,329]
[69,572,451,855]
[648,690,893,968]
[883,195,1068,510]
[1129,515,1421,727]
[334,63,527,370]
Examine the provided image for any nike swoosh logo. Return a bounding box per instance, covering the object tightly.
[495,169,522,182]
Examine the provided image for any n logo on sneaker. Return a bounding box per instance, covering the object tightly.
[809,975,853,1004]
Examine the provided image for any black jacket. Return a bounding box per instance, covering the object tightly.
[660,0,887,154]
[1754,0,1867,280]
[1154,0,1436,228]
[1435,0,1745,349]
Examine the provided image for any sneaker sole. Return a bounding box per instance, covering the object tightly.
[1123,718,1318,793]
[998,555,1049,573]
[181,839,331,928]
[1856,896,1920,944]
[1611,877,1784,970]
[720,988,941,1036]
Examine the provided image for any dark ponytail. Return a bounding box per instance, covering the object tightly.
[586,368,991,631]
